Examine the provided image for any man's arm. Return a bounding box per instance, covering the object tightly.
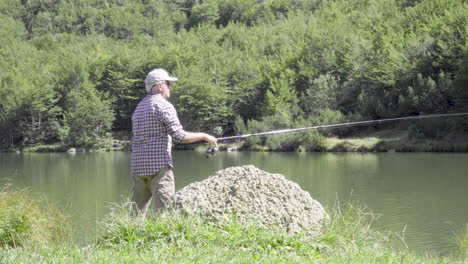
[159,102,218,146]
[181,132,218,147]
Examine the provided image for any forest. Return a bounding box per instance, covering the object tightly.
[1,0,467,150]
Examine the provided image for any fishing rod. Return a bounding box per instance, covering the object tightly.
[205,112,468,155]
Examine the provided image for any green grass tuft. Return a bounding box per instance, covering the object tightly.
[0,185,71,248]
[456,223,468,260]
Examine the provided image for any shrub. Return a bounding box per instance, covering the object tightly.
[331,141,355,152]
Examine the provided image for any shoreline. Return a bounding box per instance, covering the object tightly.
[2,136,468,153]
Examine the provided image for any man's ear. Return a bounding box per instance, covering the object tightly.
[156,83,163,94]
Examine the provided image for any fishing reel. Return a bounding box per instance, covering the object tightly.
[205,146,219,157]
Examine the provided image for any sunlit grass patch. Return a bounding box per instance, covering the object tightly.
[0,185,71,247]
[326,137,383,151]
[90,202,466,263]
[96,203,320,255]
[456,223,468,260]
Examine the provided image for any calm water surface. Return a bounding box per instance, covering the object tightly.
[0,151,467,255]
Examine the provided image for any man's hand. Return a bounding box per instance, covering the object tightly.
[182,132,218,148]
[203,134,218,148]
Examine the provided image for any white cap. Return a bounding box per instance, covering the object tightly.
[144,69,178,92]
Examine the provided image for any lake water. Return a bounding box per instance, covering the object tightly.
[0,151,467,255]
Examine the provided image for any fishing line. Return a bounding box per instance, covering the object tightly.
[206,112,468,155]
[217,112,468,141]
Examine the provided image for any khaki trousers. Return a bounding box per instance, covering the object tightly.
[131,166,175,218]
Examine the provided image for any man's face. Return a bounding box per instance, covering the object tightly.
[158,81,172,99]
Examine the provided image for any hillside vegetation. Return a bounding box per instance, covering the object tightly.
[1,0,467,149]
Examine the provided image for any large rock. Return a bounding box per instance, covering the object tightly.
[173,165,327,236]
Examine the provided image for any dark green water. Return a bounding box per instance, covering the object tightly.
[1,151,467,255]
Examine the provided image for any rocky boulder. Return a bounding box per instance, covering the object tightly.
[173,165,327,236]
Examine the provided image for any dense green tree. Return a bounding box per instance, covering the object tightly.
[187,0,219,28]
[0,0,466,149]
[63,86,114,148]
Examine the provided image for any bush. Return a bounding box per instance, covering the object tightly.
[235,109,338,151]
[331,140,355,152]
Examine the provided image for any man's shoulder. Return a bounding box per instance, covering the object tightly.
[151,95,175,112]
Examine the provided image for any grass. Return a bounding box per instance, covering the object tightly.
[0,189,466,263]
[0,185,71,247]
[456,223,468,260]
[326,128,468,152]
[325,137,383,152]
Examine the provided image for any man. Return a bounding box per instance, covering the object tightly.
[131,68,217,218]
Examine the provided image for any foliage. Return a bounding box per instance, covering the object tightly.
[0,0,467,149]
[234,109,344,151]
[64,86,114,148]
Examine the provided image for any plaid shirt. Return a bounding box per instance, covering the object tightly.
[131,94,186,176]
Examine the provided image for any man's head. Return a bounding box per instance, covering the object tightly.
[145,69,178,98]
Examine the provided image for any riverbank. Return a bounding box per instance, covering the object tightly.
[214,130,468,153]
[0,141,132,153]
[2,129,467,153]
[1,187,466,263]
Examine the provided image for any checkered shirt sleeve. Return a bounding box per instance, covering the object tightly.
[131,94,187,176]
